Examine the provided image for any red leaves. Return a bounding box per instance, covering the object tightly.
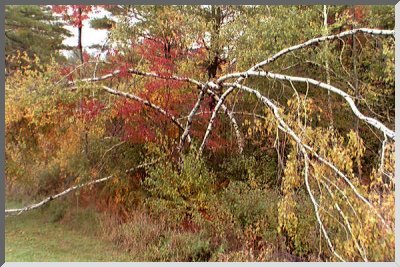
[101,48,133,78]
[78,31,231,151]
[114,99,143,120]
[124,123,156,144]
[139,38,177,75]
[82,51,91,62]
[144,80,184,96]
[136,37,188,112]
[353,6,366,22]
[59,65,74,81]
[77,98,105,122]
[113,99,158,143]
[52,5,95,28]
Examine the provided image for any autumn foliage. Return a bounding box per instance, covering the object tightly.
[5,5,395,262]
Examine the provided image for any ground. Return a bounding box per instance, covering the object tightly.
[5,201,133,262]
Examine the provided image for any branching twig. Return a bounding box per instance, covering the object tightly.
[221,82,392,257]
[218,71,395,140]
[101,86,191,144]
[199,28,394,153]
[70,68,203,87]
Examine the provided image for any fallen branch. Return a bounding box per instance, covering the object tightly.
[199,86,237,156]
[72,69,243,152]
[6,175,112,216]
[248,28,394,71]
[101,86,191,144]
[178,85,207,152]
[220,82,393,260]
[6,160,160,216]
[70,68,203,87]
[217,71,395,140]
[212,93,244,153]
[224,82,392,232]
[199,28,394,153]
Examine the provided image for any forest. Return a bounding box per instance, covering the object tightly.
[4,5,395,262]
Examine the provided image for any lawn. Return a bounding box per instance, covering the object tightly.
[5,202,133,262]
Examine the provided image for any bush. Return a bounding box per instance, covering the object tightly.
[220,181,279,230]
[37,163,62,196]
[220,153,278,189]
[143,150,216,224]
[44,198,69,223]
[61,206,102,235]
[193,180,282,260]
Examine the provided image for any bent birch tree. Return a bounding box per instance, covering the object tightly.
[6,13,395,261]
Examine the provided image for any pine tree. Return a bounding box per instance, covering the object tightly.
[5,5,72,72]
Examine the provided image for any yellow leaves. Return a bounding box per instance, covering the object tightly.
[277,194,299,238]
[286,98,293,108]
[278,149,304,245]
[281,149,303,194]
[346,130,365,160]
[242,110,279,141]
[255,118,262,129]
[247,127,253,137]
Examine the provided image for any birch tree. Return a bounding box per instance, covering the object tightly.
[5,5,395,262]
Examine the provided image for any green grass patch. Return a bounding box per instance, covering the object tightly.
[5,201,134,262]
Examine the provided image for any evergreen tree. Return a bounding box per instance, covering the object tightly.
[5,5,72,72]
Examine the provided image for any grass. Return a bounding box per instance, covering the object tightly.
[5,201,134,262]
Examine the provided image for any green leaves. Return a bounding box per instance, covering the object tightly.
[5,5,71,70]
[144,150,215,223]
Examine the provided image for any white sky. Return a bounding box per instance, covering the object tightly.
[62,9,110,56]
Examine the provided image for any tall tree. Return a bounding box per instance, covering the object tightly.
[52,5,95,64]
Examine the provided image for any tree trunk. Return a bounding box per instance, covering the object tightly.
[78,7,84,64]
[352,7,362,180]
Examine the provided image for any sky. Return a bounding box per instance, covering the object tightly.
[62,9,110,57]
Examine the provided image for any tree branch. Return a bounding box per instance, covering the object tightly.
[219,82,392,258]
[199,28,394,152]
[178,84,207,152]
[218,71,395,140]
[72,69,243,152]
[101,86,191,144]
[70,68,203,87]
[5,160,161,216]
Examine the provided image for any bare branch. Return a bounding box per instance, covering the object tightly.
[101,86,191,144]
[320,178,368,261]
[178,85,207,152]
[225,82,392,232]
[215,94,244,153]
[70,68,203,87]
[249,28,394,71]
[5,160,161,216]
[200,28,394,154]
[301,146,346,262]
[199,86,236,156]
[6,175,112,216]
[218,71,395,140]
[200,28,394,151]
[72,69,243,152]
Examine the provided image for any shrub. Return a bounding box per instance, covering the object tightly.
[143,150,216,224]
[220,153,277,189]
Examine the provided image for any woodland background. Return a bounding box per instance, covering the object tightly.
[4,5,395,262]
